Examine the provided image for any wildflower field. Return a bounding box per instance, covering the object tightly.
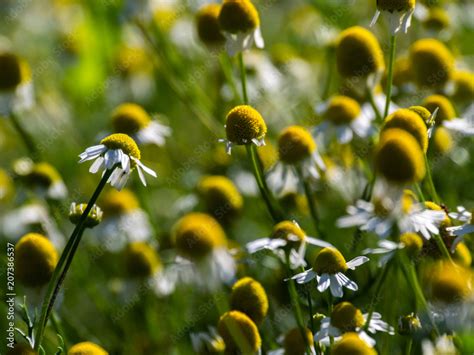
[1,0,474,354]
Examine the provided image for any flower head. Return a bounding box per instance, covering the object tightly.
[399,232,423,257]
[0,52,22,92]
[409,39,454,89]
[23,162,67,199]
[68,342,108,355]
[336,26,384,80]
[124,242,161,278]
[101,189,139,217]
[331,302,365,332]
[217,310,261,354]
[172,212,226,260]
[196,4,225,47]
[221,105,267,154]
[450,70,474,103]
[371,0,416,34]
[278,125,316,165]
[69,203,103,228]
[78,133,156,190]
[423,7,450,32]
[427,262,472,304]
[230,277,269,324]
[282,328,314,355]
[218,0,264,56]
[324,96,361,125]
[398,313,421,335]
[432,127,453,154]
[375,128,426,184]
[331,332,376,355]
[422,95,456,125]
[313,247,348,274]
[16,233,58,288]
[382,108,429,152]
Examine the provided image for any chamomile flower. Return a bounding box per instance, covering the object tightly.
[0,52,34,116]
[93,189,152,252]
[290,247,369,298]
[448,70,474,105]
[16,233,58,288]
[69,202,103,229]
[230,277,268,325]
[22,162,68,200]
[190,327,225,354]
[111,103,171,147]
[172,212,236,289]
[246,220,333,269]
[335,26,385,90]
[217,310,261,355]
[219,105,267,154]
[370,0,416,34]
[195,4,225,48]
[314,96,374,145]
[315,301,394,347]
[268,327,316,355]
[218,0,264,57]
[267,126,326,196]
[78,133,156,190]
[68,342,108,355]
[331,332,377,355]
[409,39,454,90]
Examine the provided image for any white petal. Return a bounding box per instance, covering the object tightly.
[329,274,343,298]
[317,273,330,292]
[89,156,104,174]
[346,256,369,269]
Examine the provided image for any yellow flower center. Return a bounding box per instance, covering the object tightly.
[172,212,227,260]
[283,328,314,355]
[336,26,385,79]
[100,189,139,217]
[422,95,456,125]
[68,342,108,355]
[124,242,161,278]
[331,332,376,355]
[382,109,428,153]
[451,70,474,102]
[398,313,422,335]
[400,232,423,257]
[271,220,306,249]
[100,133,141,161]
[313,247,348,274]
[408,106,432,125]
[15,233,58,288]
[111,103,151,135]
[453,242,472,268]
[372,198,391,218]
[230,277,269,325]
[377,0,416,11]
[25,162,62,189]
[225,105,267,145]
[218,0,260,34]
[217,310,261,354]
[423,7,450,31]
[324,96,361,125]
[430,263,471,304]
[197,175,243,223]
[401,189,417,214]
[393,56,413,87]
[0,52,22,91]
[278,126,316,164]
[69,203,103,228]
[409,39,454,89]
[433,127,453,154]
[375,128,426,184]
[331,302,366,331]
[196,4,225,45]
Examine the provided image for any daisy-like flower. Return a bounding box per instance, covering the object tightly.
[331,332,377,355]
[246,220,333,269]
[78,133,156,190]
[363,233,423,266]
[290,247,369,298]
[267,125,326,196]
[313,95,374,145]
[69,202,103,229]
[370,0,416,34]
[195,4,226,48]
[219,105,267,154]
[110,103,171,147]
[68,342,108,355]
[315,301,394,347]
[21,162,68,200]
[0,52,34,116]
[190,327,225,354]
[217,0,264,57]
[230,277,268,325]
[172,212,236,289]
[217,310,261,355]
[447,206,473,252]
[268,327,316,355]
[92,189,153,252]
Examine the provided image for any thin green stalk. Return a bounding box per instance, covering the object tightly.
[364,260,392,329]
[367,87,383,123]
[34,169,113,350]
[433,234,453,262]
[246,145,283,222]
[414,183,425,202]
[10,112,40,159]
[297,167,324,238]
[405,338,413,355]
[219,53,241,103]
[424,155,440,204]
[238,52,249,104]
[384,35,397,119]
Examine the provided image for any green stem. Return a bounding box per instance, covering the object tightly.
[384,35,397,119]
[297,167,324,238]
[424,155,440,204]
[34,169,113,350]
[246,144,283,222]
[10,112,40,160]
[238,52,248,104]
[219,53,241,103]
[405,338,413,355]
[367,87,383,123]
[433,234,453,262]
[364,260,392,330]
[414,183,425,202]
